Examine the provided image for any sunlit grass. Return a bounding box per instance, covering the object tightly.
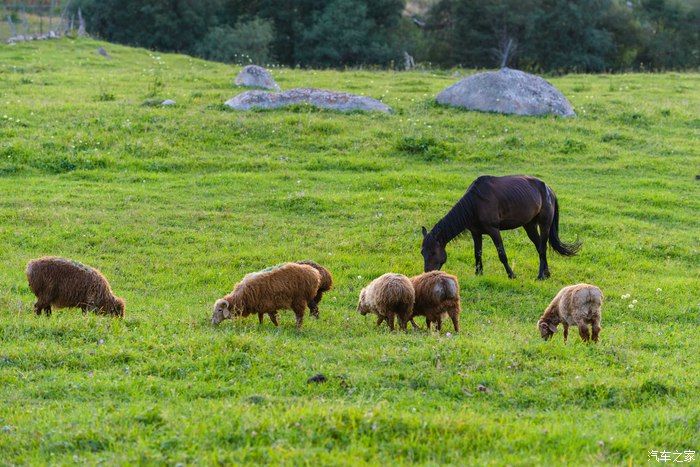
[0,37,698,465]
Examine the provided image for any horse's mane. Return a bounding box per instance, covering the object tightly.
[431,180,482,243]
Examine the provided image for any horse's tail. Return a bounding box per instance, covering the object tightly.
[548,190,581,256]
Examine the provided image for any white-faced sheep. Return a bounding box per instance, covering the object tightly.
[211,262,321,329]
[357,273,415,331]
[410,271,461,332]
[538,283,603,342]
[26,256,125,317]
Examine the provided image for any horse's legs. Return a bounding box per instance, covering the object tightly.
[524,222,548,280]
[537,220,551,279]
[486,228,515,278]
[563,323,569,342]
[471,232,483,275]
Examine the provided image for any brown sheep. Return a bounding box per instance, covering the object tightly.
[26,256,125,317]
[538,283,603,342]
[212,263,321,329]
[295,260,333,318]
[357,273,415,331]
[410,271,461,332]
[254,260,332,325]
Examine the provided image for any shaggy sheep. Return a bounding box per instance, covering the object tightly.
[295,260,333,317]
[357,273,415,331]
[538,283,603,342]
[26,256,125,317]
[212,262,321,329]
[254,260,332,325]
[410,271,461,332]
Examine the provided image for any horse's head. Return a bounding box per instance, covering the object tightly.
[421,226,446,272]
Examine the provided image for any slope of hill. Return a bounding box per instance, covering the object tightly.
[0,38,698,464]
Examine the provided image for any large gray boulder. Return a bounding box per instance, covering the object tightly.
[436,68,575,117]
[225,88,392,113]
[234,65,280,91]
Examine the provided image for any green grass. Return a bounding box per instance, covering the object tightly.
[0,38,698,465]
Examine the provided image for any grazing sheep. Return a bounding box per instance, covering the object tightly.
[26,256,125,317]
[296,260,333,317]
[212,263,321,329]
[254,260,332,325]
[410,271,461,332]
[357,273,415,331]
[538,283,603,342]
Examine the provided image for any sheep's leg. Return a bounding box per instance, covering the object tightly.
[386,312,396,331]
[591,319,601,343]
[376,315,385,327]
[269,313,279,327]
[435,317,443,332]
[314,290,324,304]
[292,302,306,330]
[485,228,515,279]
[578,324,590,342]
[449,312,460,332]
[563,323,569,342]
[43,305,52,317]
[309,299,319,319]
[471,232,483,275]
[258,313,264,324]
[425,317,431,331]
[33,302,43,316]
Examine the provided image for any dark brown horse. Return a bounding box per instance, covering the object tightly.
[421,175,580,279]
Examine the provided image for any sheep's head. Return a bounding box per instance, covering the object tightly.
[357,288,369,315]
[111,297,126,318]
[211,299,231,325]
[538,320,557,340]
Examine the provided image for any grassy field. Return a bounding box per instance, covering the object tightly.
[0,38,698,465]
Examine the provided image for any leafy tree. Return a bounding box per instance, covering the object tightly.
[194,17,274,64]
[82,0,224,52]
[296,0,398,67]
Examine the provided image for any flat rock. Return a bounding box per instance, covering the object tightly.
[234,65,280,91]
[161,99,176,106]
[225,88,391,113]
[436,68,575,117]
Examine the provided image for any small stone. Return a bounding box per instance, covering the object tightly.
[477,384,490,393]
[161,99,176,106]
[235,65,280,91]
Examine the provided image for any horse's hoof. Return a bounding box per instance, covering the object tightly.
[508,273,517,279]
[536,275,547,281]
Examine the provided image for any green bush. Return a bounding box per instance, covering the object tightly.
[194,18,274,65]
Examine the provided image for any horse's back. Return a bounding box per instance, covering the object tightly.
[469,175,546,229]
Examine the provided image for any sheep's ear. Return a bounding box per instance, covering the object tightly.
[421,226,428,237]
[547,323,558,333]
[218,300,231,318]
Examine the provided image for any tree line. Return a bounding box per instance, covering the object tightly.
[74,0,699,72]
